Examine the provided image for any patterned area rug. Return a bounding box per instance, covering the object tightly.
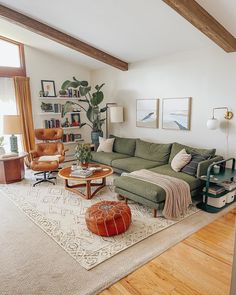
[0,171,199,270]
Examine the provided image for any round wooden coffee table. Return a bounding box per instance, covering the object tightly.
[58,164,113,199]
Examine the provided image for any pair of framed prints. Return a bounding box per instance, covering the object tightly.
[136,97,192,130]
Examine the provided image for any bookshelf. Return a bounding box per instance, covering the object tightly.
[39,96,85,162]
[39,96,79,101]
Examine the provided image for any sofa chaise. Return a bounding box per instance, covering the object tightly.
[91,136,222,217]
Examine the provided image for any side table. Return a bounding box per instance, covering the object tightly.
[0,152,28,184]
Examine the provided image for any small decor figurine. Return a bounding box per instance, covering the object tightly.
[61,118,71,128]
[40,102,53,112]
[75,143,92,168]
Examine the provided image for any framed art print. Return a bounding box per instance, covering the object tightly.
[162,97,192,130]
[41,80,56,97]
[136,99,159,128]
[71,112,81,127]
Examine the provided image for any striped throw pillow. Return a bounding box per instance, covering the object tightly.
[181,153,209,176]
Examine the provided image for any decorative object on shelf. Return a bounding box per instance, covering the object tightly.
[162,97,192,130]
[71,112,81,126]
[206,107,234,130]
[74,133,82,140]
[41,80,56,97]
[61,77,107,146]
[136,99,159,128]
[3,115,22,153]
[105,103,124,138]
[75,143,92,168]
[0,136,5,155]
[59,89,68,96]
[61,118,71,128]
[39,90,44,97]
[40,102,54,112]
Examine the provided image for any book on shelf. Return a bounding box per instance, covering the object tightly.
[203,185,225,195]
[44,119,61,128]
[53,103,62,113]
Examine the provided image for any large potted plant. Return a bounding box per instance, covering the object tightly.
[60,77,107,146]
[75,143,92,168]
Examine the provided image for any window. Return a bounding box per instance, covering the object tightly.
[0,36,26,77]
[0,77,22,152]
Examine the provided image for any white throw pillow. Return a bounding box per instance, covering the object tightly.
[97,137,115,153]
[171,149,191,172]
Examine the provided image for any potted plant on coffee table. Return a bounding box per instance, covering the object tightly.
[60,77,107,146]
[75,143,92,168]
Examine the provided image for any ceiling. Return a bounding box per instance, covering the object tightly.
[0,0,235,70]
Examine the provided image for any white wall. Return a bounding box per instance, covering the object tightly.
[24,46,92,142]
[92,48,236,159]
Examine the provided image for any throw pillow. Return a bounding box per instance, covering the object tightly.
[171,149,192,172]
[181,153,210,176]
[97,137,115,153]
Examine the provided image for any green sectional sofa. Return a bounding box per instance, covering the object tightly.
[91,136,223,217]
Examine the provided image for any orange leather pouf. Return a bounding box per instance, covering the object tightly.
[85,201,132,237]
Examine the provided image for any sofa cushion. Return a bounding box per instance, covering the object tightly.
[135,139,172,165]
[181,153,209,176]
[97,137,115,153]
[169,142,216,163]
[91,151,130,166]
[114,176,166,203]
[171,149,191,172]
[149,164,202,191]
[110,135,137,156]
[112,157,160,172]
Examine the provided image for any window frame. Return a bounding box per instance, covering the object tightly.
[0,35,26,77]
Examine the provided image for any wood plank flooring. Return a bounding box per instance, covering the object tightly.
[101,208,236,295]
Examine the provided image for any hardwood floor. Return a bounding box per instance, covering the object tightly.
[101,208,236,295]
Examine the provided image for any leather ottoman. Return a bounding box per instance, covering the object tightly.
[85,201,132,236]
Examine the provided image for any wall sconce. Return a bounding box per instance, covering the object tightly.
[207,107,233,130]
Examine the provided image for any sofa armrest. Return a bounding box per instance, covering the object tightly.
[196,156,223,178]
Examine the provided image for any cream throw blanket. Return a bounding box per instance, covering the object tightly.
[127,169,192,220]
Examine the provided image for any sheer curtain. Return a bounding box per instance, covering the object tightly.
[0,77,22,152]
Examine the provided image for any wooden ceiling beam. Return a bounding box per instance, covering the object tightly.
[0,4,128,71]
[163,0,236,52]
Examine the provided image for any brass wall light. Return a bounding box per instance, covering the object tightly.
[207,107,233,130]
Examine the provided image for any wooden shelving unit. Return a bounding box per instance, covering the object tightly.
[39,96,79,101]
[38,96,85,162]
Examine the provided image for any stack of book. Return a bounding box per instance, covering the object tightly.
[53,103,62,113]
[203,185,225,195]
[70,169,93,178]
[219,181,236,191]
[44,119,61,128]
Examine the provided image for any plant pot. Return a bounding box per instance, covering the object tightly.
[91,131,103,147]
[81,162,89,168]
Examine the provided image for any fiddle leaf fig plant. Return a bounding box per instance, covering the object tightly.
[61,77,107,133]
